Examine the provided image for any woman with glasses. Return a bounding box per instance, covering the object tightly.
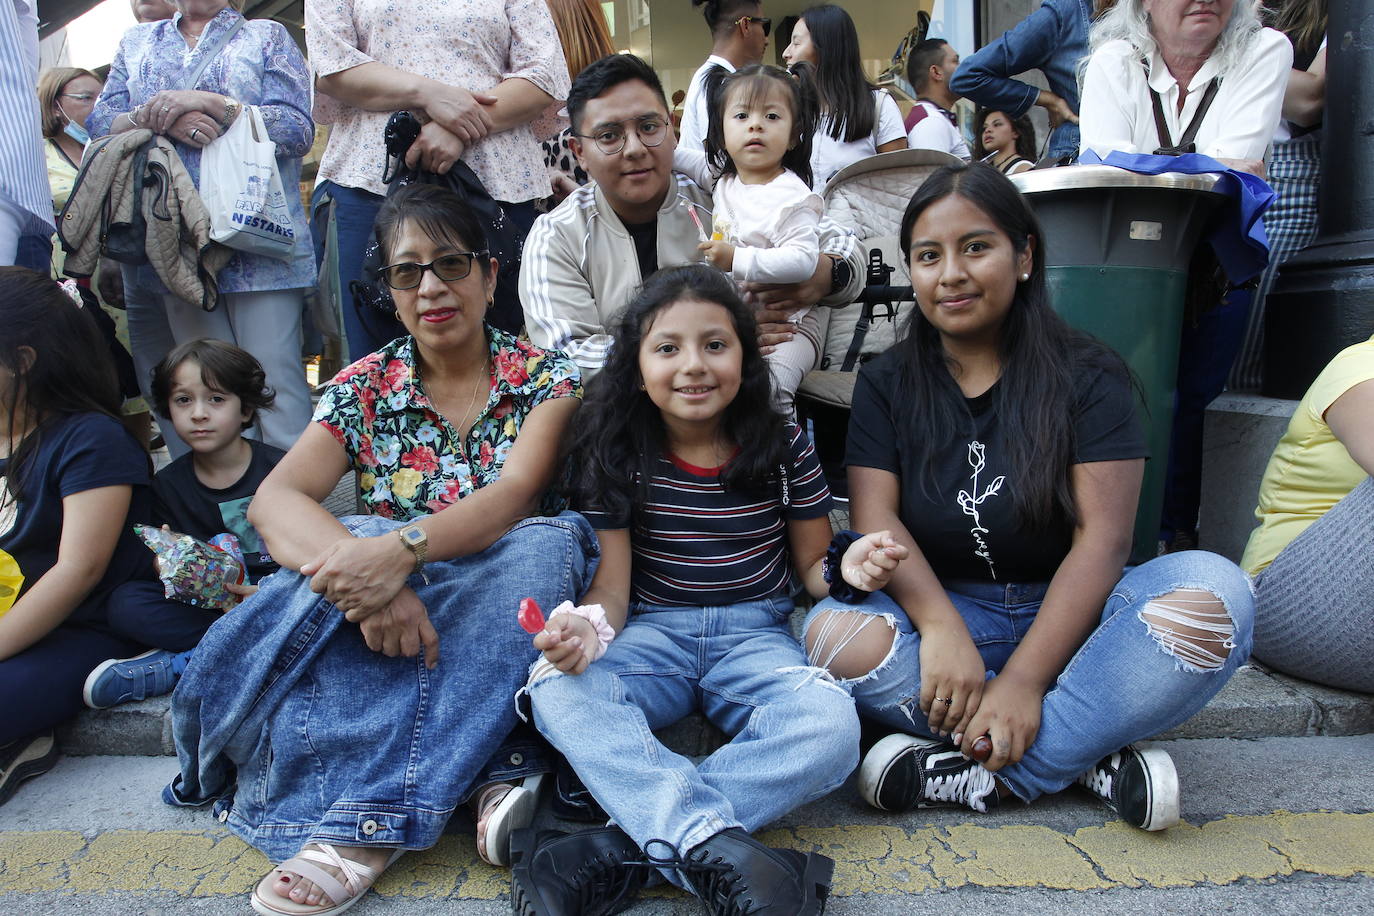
[35,67,151,449]
[782,4,909,189]
[678,0,772,152]
[166,183,594,915]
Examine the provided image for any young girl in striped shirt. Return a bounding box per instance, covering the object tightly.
[512,264,905,915]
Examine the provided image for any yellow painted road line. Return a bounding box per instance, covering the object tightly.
[2,812,1372,899]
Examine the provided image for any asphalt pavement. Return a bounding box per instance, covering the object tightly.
[3,732,1372,914]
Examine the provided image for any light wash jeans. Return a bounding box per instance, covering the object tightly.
[165,512,598,862]
[529,595,858,885]
[121,265,313,455]
[803,550,1255,802]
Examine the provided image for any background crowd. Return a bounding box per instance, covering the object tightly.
[0,0,1368,914]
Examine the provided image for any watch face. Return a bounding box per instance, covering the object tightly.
[402,526,425,546]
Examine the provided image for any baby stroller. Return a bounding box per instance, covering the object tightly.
[798,148,963,498]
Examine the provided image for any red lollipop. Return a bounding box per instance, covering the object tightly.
[518,597,546,634]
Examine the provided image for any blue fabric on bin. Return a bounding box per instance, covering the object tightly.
[1079,150,1275,284]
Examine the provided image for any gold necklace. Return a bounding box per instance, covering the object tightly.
[458,360,489,430]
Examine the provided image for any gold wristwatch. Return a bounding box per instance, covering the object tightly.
[396,523,428,576]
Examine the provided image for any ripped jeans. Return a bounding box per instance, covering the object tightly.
[529,594,858,873]
[802,550,1255,802]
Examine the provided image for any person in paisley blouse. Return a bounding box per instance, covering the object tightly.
[88,0,316,456]
[306,0,571,360]
[164,185,595,916]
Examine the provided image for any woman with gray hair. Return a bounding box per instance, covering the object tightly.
[1078,0,1290,176]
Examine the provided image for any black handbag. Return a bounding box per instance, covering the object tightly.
[350,110,526,335]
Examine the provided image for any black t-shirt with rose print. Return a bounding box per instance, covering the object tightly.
[846,347,1147,584]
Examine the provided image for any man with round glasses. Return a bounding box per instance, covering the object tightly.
[677,0,771,153]
[520,53,863,380]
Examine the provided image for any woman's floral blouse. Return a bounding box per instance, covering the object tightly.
[313,325,580,520]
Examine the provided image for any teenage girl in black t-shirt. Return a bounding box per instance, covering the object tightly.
[803,163,1256,832]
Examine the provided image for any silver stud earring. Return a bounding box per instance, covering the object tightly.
[1019,273,1030,282]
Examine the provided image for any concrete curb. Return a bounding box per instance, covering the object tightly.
[58,664,1370,759]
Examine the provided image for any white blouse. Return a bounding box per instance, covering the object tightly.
[809,89,908,190]
[1079,28,1292,162]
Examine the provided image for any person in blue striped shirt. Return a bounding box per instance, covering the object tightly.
[0,0,56,272]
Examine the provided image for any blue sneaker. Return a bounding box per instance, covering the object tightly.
[82,649,191,709]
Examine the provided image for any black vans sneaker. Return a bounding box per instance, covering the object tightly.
[682,828,833,916]
[858,734,1000,813]
[1076,744,1179,831]
[0,731,59,806]
[509,826,650,916]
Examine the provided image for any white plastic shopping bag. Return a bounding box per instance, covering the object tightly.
[200,106,297,260]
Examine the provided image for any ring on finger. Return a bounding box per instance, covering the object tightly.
[937,696,953,705]
[190,127,201,141]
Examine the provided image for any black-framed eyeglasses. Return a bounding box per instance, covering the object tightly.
[574,115,669,155]
[377,251,488,290]
[734,15,771,36]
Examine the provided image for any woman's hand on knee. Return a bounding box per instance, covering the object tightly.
[300,534,412,620]
[358,586,440,669]
[840,531,908,593]
[917,623,986,736]
[533,615,597,675]
[959,673,1042,772]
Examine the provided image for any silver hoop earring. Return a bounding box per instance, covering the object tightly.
[394,310,402,321]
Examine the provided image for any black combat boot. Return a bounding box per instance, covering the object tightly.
[508,826,651,916]
[680,828,834,915]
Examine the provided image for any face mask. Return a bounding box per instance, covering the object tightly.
[63,120,90,145]
[57,101,90,146]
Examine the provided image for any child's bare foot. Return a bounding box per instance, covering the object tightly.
[252,843,395,914]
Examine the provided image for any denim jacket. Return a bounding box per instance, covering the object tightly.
[950,0,1092,160]
[164,512,598,860]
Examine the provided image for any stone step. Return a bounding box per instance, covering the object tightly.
[58,663,1372,759]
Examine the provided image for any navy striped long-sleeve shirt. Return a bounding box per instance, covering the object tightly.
[583,423,833,607]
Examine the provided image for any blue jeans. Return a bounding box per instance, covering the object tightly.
[0,623,142,743]
[529,595,858,885]
[311,181,398,363]
[165,512,598,861]
[803,550,1254,802]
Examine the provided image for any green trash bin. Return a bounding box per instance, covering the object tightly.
[1010,166,1225,561]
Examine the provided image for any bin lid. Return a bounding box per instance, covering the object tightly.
[1011,165,1223,197]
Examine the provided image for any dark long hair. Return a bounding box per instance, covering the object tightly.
[1264,0,1326,57]
[569,265,789,530]
[793,4,876,142]
[704,64,815,188]
[972,108,1038,163]
[1,267,122,501]
[894,165,1129,525]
